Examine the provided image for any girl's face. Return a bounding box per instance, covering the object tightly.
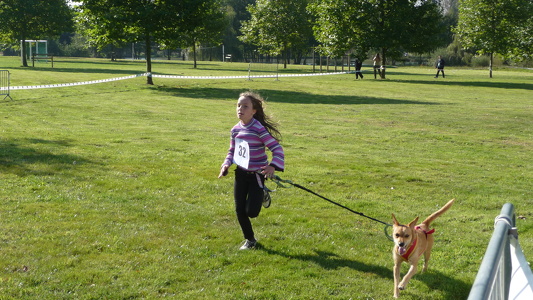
[236,96,256,124]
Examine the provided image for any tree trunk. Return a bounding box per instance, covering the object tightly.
[193,42,197,69]
[21,39,28,67]
[283,46,287,69]
[145,34,153,85]
[381,48,387,79]
[489,53,493,78]
[378,0,385,79]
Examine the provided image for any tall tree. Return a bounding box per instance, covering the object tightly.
[310,0,372,59]
[163,0,228,68]
[79,0,225,84]
[80,0,167,84]
[0,0,74,67]
[311,0,447,78]
[222,0,255,61]
[455,0,532,77]
[239,0,313,68]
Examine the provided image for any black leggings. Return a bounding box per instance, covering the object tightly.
[234,168,265,240]
[374,66,382,79]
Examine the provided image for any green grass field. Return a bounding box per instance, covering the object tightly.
[0,56,532,299]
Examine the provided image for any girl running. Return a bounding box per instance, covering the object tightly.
[218,91,284,250]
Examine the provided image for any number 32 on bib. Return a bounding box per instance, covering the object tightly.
[234,138,250,169]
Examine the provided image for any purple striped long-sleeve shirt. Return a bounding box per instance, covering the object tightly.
[223,118,284,172]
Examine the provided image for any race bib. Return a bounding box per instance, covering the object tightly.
[234,138,250,169]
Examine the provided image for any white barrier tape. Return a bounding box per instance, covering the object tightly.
[2,73,148,91]
[1,71,351,90]
[152,72,350,79]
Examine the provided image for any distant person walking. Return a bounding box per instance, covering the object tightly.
[373,53,382,79]
[355,59,364,79]
[218,91,285,250]
[435,56,445,78]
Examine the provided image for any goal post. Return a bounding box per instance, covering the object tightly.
[21,40,48,61]
[247,56,280,81]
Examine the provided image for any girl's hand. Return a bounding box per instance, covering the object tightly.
[218,165,229,178]
[261,165,275,179]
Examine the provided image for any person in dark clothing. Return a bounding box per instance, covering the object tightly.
[355,59,364,79]
[435,56,445,78]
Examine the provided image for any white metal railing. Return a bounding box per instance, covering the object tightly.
[468,203,533,300]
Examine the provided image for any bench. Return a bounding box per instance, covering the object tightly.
[32,54,54,68]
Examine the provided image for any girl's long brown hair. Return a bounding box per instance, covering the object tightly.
[240,91,281,141]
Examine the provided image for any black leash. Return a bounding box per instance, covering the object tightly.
[266,174,393,241]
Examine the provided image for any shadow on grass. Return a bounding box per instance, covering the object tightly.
[154,86,441,105]
[0,138,95,177]
[394,79,533,91]
[259,246,470,299]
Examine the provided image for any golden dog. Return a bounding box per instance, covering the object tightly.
[392,199,455,298]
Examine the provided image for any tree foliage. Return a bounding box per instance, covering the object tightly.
[222,0,255,60]
[0,0,74,67]
[79,0,226,84]
[455,0,533,77]
[162,0,228,68]
[239,0,313,67]
[310,0,372,58]
[513,16,533,61]
[311,0,447,78]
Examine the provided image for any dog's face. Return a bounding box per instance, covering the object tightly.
[392,214,419,255]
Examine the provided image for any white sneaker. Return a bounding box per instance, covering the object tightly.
[239,239,257,250]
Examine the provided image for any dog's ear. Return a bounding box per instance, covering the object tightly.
[408,217,419,228]
[392,213,400,226]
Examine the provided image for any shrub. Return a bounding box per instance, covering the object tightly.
[471,54,504,67]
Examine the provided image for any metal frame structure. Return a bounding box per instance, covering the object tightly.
[0,70,12,100]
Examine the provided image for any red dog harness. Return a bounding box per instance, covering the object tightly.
[400,227,435,261]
